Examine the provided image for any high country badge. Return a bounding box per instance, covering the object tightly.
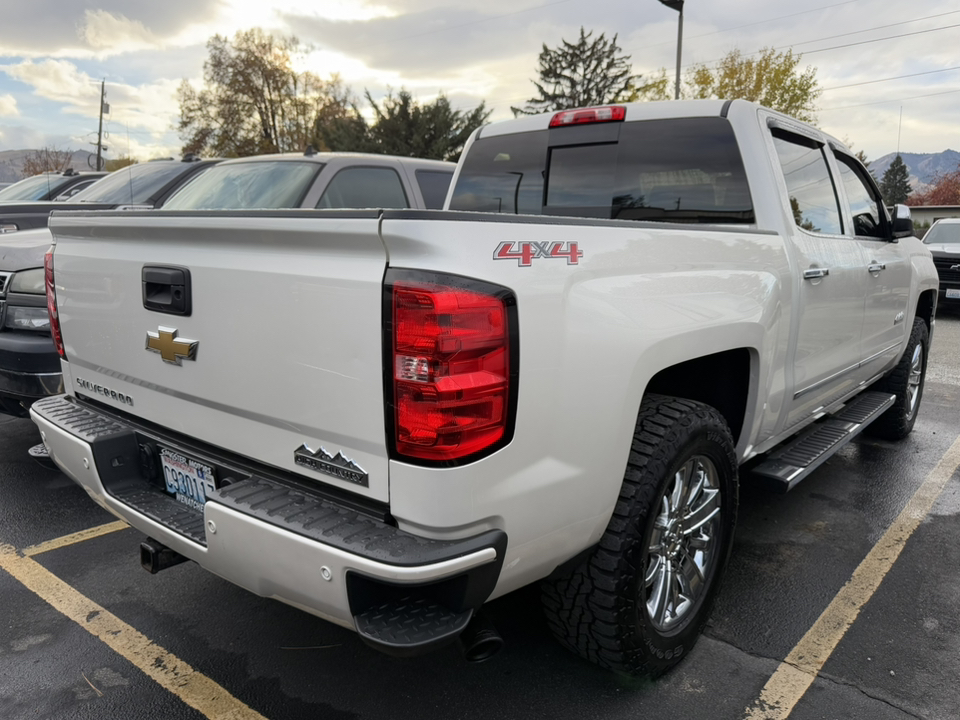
[294,444,368,487]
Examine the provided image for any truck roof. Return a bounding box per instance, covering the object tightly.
[477,99,847,152]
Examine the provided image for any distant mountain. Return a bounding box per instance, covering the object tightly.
[0,149,99,183]
[869,150,960,190]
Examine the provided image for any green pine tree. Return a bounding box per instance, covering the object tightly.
[879,155,911,205]
[319,90,491,163]
[512,28,639,116]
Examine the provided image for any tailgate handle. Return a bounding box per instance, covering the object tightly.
[142,266,192,316]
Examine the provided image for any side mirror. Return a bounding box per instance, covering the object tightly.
[891,204,914,239]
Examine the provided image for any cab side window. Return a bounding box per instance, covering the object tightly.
[772,130,843,235]
[317,167,409,209]
[834,153,888,239]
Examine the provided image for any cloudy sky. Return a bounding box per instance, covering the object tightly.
[1,0,959,164]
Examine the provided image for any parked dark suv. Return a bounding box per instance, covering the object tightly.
[0,156,217,234]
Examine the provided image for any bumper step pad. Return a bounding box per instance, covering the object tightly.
[748,391,896,492]
[214,477,496,566]
[354,597,472,657]
[111,484,208,545]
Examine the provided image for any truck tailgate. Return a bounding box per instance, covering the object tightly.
[49,211,390,502]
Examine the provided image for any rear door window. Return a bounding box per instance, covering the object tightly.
[450,117,754,224]
[771,131,843,235]
[318,167,409,209]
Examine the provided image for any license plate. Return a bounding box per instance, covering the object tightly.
[947,288,960,299]
[160,447,216,512]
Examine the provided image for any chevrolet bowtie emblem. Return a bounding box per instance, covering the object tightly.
[146,327,198,365]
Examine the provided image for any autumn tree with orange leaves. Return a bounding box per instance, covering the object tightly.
[907,167,960,206]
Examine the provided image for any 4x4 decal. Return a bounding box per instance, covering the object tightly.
[494,241,583,266]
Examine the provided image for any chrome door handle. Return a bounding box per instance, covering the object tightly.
[867,262,886,273]
[803,268,830,280]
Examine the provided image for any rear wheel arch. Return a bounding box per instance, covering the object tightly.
[644,347,755,447]
[915,289,936,334]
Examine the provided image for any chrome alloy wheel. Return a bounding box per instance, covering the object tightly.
[905,343,924,420]
[644,455,722,632]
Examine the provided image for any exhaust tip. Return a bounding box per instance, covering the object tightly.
[459,611,503,663]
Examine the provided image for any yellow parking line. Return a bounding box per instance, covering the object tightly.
[0,544,267,720]
[744,433,960,719]
[23,520,130,556]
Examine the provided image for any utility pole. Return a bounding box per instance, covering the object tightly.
[896,106,903,156]
[94,80,109,170]
[658,0,685,100]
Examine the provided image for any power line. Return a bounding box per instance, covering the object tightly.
[819,87,960,112]
[821,65,960,92]
[632,0,860,52]
[790,9,960,49]
[803,21,960,55]
[669,13,960,73]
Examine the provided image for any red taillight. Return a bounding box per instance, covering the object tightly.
[44,249,65,359]
[390,275,514,462]
[549,105,626,128]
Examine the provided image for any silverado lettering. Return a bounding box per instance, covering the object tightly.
[75,378,134,406]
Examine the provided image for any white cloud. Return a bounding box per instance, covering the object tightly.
[231,0,396,23]
[0,94,18,117]
[79,10,163,54]
[2,60,92,105]
[0,0,223,59]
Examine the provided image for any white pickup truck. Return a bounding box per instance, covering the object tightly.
[33,99,939,676]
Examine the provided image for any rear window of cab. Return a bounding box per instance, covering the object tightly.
[449,117,754,224]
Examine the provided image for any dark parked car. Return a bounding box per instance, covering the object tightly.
[0,157,217,234]
[922,218,960,303]
[0,169,106,210]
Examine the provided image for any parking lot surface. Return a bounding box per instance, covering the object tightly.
[2,306,959,720]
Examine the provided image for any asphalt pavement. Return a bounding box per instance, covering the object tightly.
[1,305,959,719]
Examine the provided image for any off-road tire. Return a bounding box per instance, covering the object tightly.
[542,394,738,677]
[867,317,928,441]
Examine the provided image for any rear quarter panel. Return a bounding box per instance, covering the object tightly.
[380,211,790,596]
